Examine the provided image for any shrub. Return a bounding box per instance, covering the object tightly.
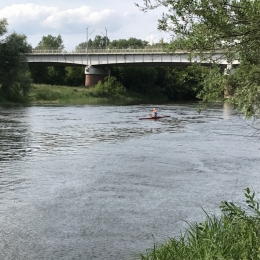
[92,76,126,99]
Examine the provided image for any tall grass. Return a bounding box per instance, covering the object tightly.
[27,76,168,105]
[29,83,146,105]
[29,84,95,104]
[29,77,158,104]
[137,188,260,260]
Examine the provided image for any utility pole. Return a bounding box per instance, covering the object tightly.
[101,28,108,49]
[86,27,95,65]
[105,27,107,49]
[86,27,88,65]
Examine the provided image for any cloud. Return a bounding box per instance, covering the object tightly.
[0,2,170,49]
[0,4,58,23]
[0,4,119,35]
[42,6,117,32]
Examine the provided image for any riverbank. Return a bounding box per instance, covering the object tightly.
[138,188,260,260]
[0,84,164,106]
[26,84,167,105]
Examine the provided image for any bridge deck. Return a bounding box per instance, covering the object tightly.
[27,48,238,67]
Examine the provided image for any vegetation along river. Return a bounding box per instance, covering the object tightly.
[0,103,260,260]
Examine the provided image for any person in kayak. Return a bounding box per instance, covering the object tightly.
[152,107,158,117]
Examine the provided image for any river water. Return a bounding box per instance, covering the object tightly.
[0,103,260,260]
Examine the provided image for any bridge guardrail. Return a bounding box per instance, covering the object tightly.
[30,48,174,54]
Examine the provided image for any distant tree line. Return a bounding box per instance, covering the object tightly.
[2,0,260,118]
[0,18,214,103]
[28,34,206,100]
[0,18,208,103]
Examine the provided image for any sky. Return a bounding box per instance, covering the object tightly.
[0,0,171,50]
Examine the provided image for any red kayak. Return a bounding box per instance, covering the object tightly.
[139,115,170,120]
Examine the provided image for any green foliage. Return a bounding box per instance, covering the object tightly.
[111,65,206,100]
[226,64,260,118]
[112,67,157,94]
[76,36,148,50]
[138,0,260,62]
[139,188,260,260]
[29,64,50,84]
[30,84,91,103]
[34,86,62,101]
[92,76,126,98]
[29,84,147,105]
[90,35,109,48]
[137,0,260,117]
[196,66,227,102]
[0,18,7,36]
[197,63,260,117]
[109,37,149,49]
[75,35,110,50]
[30,35,67,86]
[0,19,32,102]
[47,66,67,85]
[65,67,85,86]
[35,34,64,50]
[156,65,207,100]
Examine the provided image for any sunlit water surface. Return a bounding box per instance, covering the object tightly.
[0,103,260,259]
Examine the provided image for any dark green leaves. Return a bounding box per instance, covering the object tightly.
[0,20,32,101]
[137,0,260,117]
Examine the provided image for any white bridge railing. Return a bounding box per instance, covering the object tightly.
[30,48,185,54]
[27,48,236,66]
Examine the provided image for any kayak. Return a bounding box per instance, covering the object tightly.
[139,115,170,120]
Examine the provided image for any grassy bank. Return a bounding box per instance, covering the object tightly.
[138,188,260,260]
[27,84,166,105]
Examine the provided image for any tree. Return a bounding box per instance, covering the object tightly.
[75,35,110,51]
[112,66,158,94]
[0,18,7,35]
[91,35,109,48]
[35,34,64,50]
[0,18,32,101]
[92,76,126,98]
[155,65,207,100]
[109,38,148,49]
[137,0,260,117]
[75,42,88,51]
[31,35,66,85]
[65,67,85,86]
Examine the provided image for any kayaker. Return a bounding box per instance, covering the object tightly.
[152,107,158,117]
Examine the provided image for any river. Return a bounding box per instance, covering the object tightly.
[0,103,260,260]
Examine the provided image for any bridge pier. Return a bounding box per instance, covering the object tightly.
[224,64,235,98]
[85,66,110,86]
[224,64,235,76]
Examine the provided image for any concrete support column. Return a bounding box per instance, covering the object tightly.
[85,66,110,86]
[224,64,234,75]
[224,64,235,98]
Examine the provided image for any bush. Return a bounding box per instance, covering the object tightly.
[92,76,126,99]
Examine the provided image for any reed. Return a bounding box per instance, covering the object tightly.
[137,188,260,260]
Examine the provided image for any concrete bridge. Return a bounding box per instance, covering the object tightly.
[27,48,238,86]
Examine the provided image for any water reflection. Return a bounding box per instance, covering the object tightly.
[1,105,187,160]
[223,103,233,120]
[0,103,259,260]
[0,108,31,161]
